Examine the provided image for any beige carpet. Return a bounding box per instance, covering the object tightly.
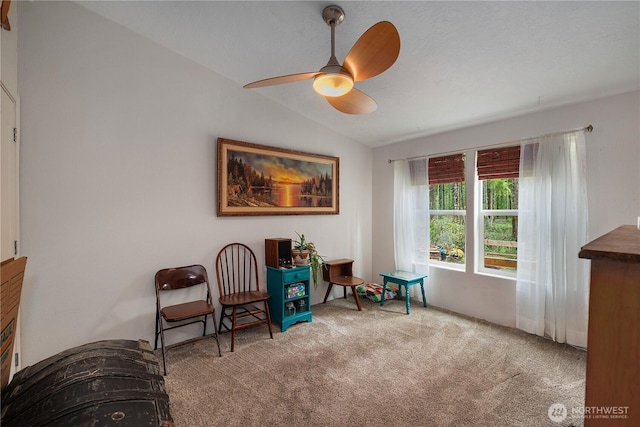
[162,298,586,427]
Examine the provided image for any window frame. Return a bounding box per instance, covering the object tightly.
[474,145,520,279]
[428,153,467,271]
[416,146,522,278]
[475,202,518,278]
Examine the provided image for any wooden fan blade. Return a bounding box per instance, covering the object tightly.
[244,72,321,89]
[325,88,377,115]
[343,21,400,82]
[1,0,11,31]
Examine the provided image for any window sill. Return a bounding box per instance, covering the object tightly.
[475,269,517,282]
[429,261,465,272]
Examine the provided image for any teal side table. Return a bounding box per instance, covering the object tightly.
[267,265,312,332]
[379,270,427,314]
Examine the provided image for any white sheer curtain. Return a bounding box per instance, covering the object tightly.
[516,131,590,347]
[393,159,429,279]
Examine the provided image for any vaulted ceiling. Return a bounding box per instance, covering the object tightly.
[77,1,640,147]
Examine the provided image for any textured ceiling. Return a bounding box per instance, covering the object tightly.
[77,1,640,147]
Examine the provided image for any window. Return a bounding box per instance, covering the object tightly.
[476,146,520,275]
[429,154,466,267]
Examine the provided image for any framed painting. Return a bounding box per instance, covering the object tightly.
[217,138,339,216]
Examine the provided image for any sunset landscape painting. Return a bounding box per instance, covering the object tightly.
[217,138,339,216]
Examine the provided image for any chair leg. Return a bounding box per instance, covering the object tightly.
[218,308,231,353]
[211,313,222,357]
[218,309,224,334]
[202,314,207,337]
[159,320,168,376]
[216,302,273,352]
[230,306,237,352]
[154,309,160,350]
[264,301,273,339]
[323,283,334,303]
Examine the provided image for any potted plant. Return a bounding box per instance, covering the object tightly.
[291,232,311,265]
[293,232,324,289]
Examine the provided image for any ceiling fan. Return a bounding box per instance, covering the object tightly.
[243,5,400,114]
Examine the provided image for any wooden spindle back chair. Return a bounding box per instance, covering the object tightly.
[215,243,273,352]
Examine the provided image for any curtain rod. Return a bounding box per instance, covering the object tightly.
[388,124,593,163]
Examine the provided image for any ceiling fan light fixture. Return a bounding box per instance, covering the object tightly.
[313,72,354,97]
[243,4,399,114]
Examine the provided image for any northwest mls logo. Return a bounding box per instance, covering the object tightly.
[548,403,568,423]
[549,402,630,422]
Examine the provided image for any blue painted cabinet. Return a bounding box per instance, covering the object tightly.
[266,265,312,332]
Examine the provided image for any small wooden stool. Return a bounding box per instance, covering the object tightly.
[322,259,364,311]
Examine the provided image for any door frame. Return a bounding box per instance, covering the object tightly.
[1,79,21,376]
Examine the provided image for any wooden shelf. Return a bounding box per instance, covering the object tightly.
[579,224,640,263]
[579,225,639,427]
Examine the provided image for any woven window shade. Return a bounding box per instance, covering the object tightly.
[476,145,520,180]
[428,154,465,184]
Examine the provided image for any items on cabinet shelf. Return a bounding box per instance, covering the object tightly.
[266,265,312,332]
[285,302,296,316]
[286,283,305,299]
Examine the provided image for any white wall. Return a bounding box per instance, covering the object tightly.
[18,1,372,366]
[17,0,640,366]
[372,90,640,328]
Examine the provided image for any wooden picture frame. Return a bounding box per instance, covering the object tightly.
[217,138,339,216]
